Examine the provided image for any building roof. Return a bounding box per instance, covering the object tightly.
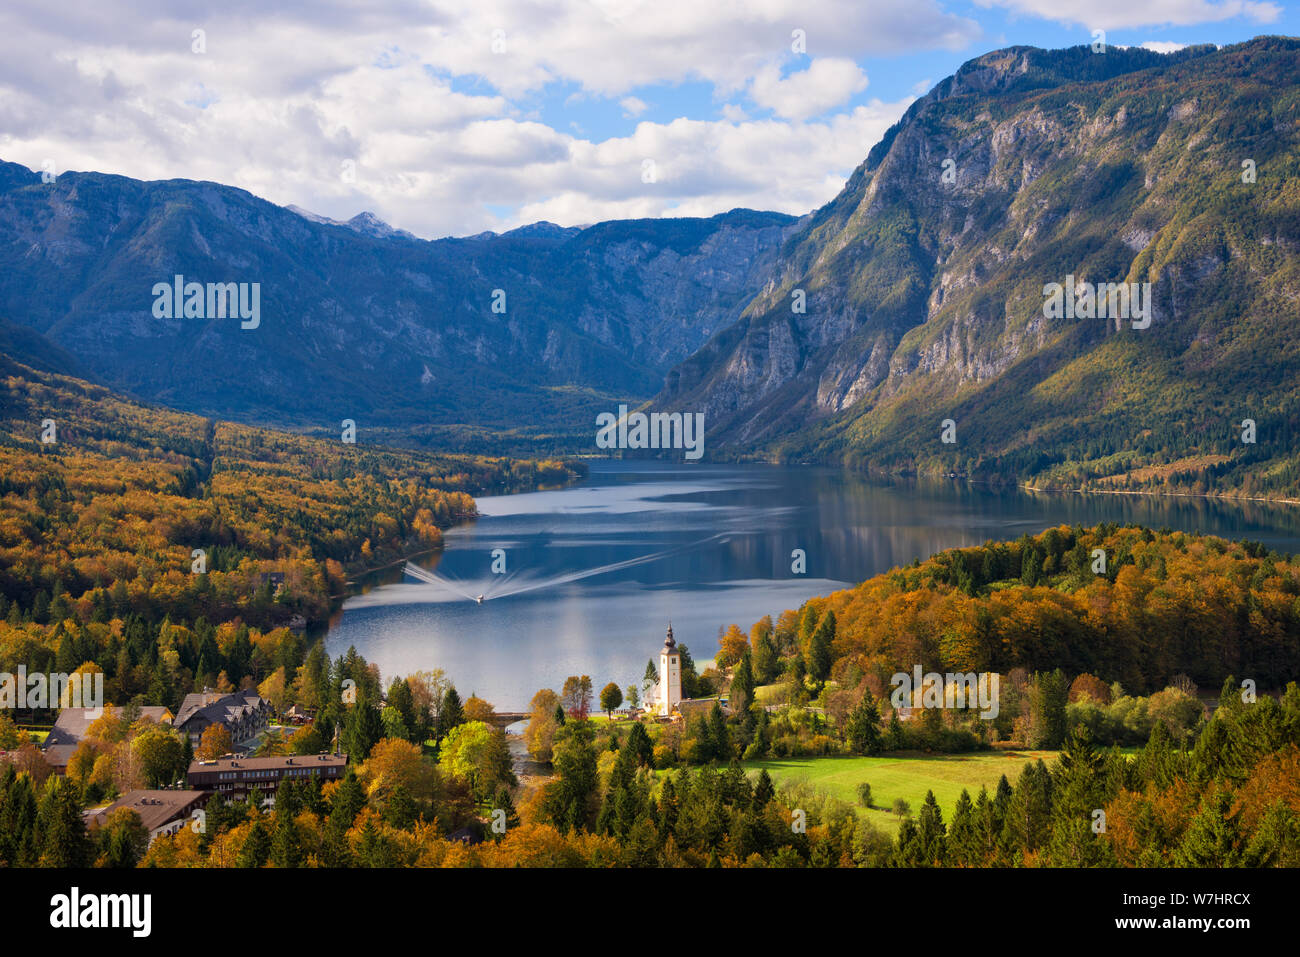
[86,790,207,833]
[41,744,78,771]
[663,623,676,652]
[188,753,347,774]
[174,689,266,730]
[45,705,173,747]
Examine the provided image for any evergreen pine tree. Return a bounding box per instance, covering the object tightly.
[236,820,271,868]
[915,790,947,865]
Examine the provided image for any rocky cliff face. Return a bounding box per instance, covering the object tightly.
[0,163,794,431]
[655,39,1300,490]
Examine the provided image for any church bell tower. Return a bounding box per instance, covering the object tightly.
[659,623,683,717]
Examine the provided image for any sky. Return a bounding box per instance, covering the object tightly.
[0,0,1293,239]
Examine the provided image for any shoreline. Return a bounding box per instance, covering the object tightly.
[1019,481,1300,508]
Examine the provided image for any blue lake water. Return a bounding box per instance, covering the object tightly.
[324,461,1300,710]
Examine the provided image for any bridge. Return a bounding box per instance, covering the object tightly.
[487,712,528,729]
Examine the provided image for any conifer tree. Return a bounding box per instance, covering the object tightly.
[948,789,978,866]
[846,691,883,755]
[237,820,271,868]
[915,790,947,866]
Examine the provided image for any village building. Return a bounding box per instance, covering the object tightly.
[187,753,347,798]
[174,688,270,749]
[42,704,173,775]
[84,790,209,846]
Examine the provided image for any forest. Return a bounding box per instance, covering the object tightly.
[0,357,581,714]
[1,515,1297,868]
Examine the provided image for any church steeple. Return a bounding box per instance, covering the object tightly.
[658,622,682,717]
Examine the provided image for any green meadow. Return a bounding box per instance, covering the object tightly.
[744,750,1064,835]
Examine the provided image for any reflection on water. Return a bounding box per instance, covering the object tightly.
[325,462,1300,710]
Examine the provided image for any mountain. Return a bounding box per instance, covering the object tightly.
[656,38,1300,497]
[285,205,420,241]
[0,163,794,442]
[0,315,83,378]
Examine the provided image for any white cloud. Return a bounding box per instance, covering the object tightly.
[0,0,961,237]
[750,58,870,121]
[620,96,649,117]
[1139,41,1191,52]
[975,0,1280,30]
[511,102,913,229]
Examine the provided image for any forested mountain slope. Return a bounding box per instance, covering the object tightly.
[657,38,1300,498]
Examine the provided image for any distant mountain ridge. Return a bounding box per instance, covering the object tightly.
[3,37,1298,495]
[0,163,794,438]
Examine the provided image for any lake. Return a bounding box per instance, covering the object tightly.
[324,461,1300,711]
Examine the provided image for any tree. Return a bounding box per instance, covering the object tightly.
[1025,670,1068,749]
[561,675,593,720]
[36,776,92,868]
[132,726,185,787]
[196,723,233,762]
[846,691,883,755]
[625,685,640,711]
[342,697,383,763]
[524,688,560,763]
[599,682,623,719]
[915,790,947,866]
[642,661,659,701]
[624,721,654,769]
[406,669,448,743]
[708,702,731,761]
[362,737,437,806]
[236,820,271,868]
[544,720,599,832]
[1002,760,1053,856]
[751,622,779,684]
[434,686,465,742]
[808,611,836,683]
[463,695,496,724]
[717,624,748,669]
[381,707,409,742]
[96,807,149,868]
[439,721,514,802]
[387,677,417,738]
[948,789,980,866]
[258,667,292,715]
[730,649,755,714]
[0,713,28,750]
[269,813,302,868]
[1174,788,1243,867]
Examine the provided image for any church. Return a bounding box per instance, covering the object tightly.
[650,623,683,717]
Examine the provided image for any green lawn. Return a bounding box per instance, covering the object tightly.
[744,750,1062,835]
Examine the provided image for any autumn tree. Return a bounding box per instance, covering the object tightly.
[524,688,561,763]
[361,737,437,807]
[561,675,593,720]
[599,683,623,719]
[717,624,748,669]
[197,723,234,761]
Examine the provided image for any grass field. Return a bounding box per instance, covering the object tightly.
[744,750,1063,835]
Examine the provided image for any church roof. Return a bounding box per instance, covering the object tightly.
[663,623,676,651]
